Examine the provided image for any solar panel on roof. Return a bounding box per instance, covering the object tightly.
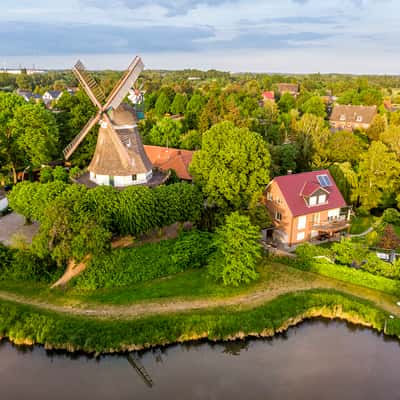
[317,174,331,187]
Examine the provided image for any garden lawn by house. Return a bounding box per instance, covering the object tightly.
[350,215,376,235]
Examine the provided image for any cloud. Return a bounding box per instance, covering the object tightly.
[83,0,242,16]
[0,22,215,55]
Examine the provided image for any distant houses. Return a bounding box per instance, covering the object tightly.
[16,88,76,107]
[42,90,63,104]
[263,170,350,247]
[329,104,377,131]
[277,83,299,97]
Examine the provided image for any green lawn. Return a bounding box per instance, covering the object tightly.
[0,265,270,306]
[350,215,375,235]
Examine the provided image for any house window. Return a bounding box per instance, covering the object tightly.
[356,115,362,122]
[328,209,340,221]
[297,232,305,241]
[275,211,282,221]
[132,174,137,181]
[312,213,320,225]
[298,215,307,230]
[267,192,273,201]
[318,194,326,204]
[309,196,317,206]
[340,114,346,121]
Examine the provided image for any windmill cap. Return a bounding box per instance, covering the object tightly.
[109,103,137,126]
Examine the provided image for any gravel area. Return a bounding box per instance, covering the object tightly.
[0,212,39,246]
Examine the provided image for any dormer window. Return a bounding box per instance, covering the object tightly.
[318,194,326,204]
[340,114,346,121]
[309,196,317,206]
[356,115,362,122]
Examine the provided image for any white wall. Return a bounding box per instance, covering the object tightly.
[90,170,153,187]
[0,197,8,212]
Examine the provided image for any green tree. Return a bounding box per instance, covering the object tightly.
[325,130,366,164]
[0,93,26,182]
[380,125,400,157]
[300,96,326,118]
[278,93,296,113]
[154,92,171,116]
[208,212,261,286]
[356,141,400,210]
[10,104,59,168]
[148,118,182,147]
[190,121,271,210]
[329,162,358,204]
[366,114,387,142]
[16,72,32,90]
[185,93,205,129]
[170,93,188,115]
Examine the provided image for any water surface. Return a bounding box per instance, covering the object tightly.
[1,319,400,400]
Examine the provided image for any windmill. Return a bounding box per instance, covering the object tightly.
[63,56,153,187]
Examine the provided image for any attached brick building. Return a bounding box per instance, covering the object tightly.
[263,170,351,247]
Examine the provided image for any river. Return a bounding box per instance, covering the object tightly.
[1,319,400,400]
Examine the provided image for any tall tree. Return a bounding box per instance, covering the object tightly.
[10,104,59,167]
[356,141,400,210]
[208,212,261,287]
[170,93,188,115]
[154,92,171,116]
[190,121,271,210]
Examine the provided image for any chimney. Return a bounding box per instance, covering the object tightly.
[287,170,292,175]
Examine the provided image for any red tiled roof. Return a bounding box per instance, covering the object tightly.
[300,181,322,197]
[262,91,275,100]
[144,145,194,180]
[273,170,346,217]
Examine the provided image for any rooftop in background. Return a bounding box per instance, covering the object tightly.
[144,145,194,181]
[262,91,275,101]
[330,104,377,124]
[277,83,299,95]
[273,169,346,217]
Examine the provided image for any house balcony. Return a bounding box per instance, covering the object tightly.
[311,216,350,233]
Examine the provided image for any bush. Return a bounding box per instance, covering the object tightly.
[74,231,214,289]
[362,253,400,279]
[0,248,59,283]
[382,208,400,225]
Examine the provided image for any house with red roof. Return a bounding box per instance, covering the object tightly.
[263,170,351,247]
[144,145,194,181]
[262,91,275,103]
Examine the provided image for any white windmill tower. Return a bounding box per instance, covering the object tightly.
[63,56,156,187]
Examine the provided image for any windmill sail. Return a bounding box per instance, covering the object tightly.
[104,57,144,111]
[63,113,100,160]
[73,60,106,109]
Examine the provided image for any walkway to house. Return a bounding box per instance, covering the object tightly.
[0,212,39,246]
[349,226,374,238]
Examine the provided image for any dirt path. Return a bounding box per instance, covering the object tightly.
[0,265,399,320]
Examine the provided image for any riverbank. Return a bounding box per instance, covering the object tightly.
[0,289,399,354]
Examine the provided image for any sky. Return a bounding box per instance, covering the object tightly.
[0,0,399,74]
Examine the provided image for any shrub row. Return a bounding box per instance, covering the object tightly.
[73,230,214,289]
[277,248,400,297]
[0,289,393,354]
[7,181,204,236]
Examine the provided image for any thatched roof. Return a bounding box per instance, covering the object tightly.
[88,103,153,176]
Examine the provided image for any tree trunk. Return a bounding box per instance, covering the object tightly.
[12,165,17,184]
